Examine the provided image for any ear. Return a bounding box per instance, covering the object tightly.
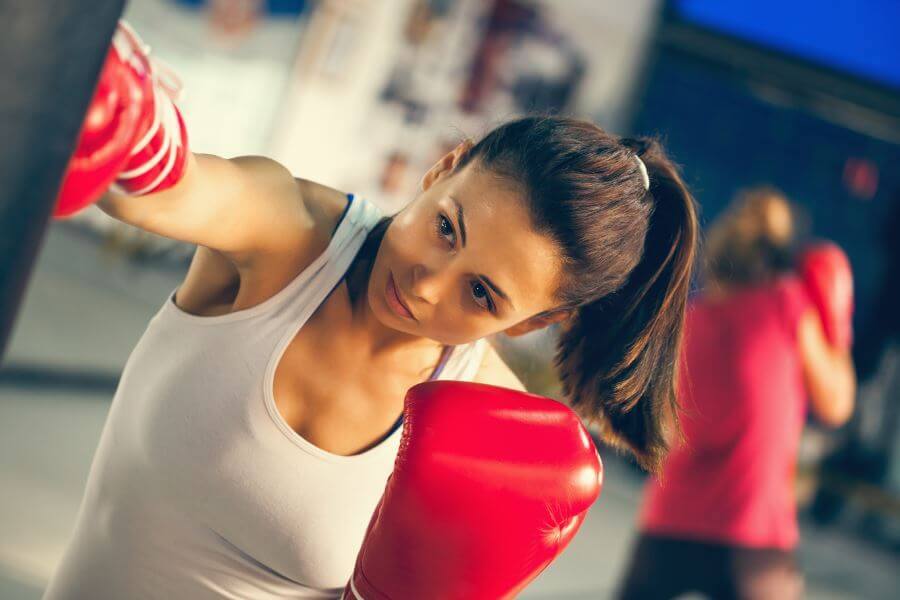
[421,139,474,191]
[504,309,574,338]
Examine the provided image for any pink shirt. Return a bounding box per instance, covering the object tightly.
[640,276,811,549]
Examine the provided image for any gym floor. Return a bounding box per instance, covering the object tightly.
[1,223,896,599]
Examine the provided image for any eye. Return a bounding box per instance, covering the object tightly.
[471,281,494,312]
[436,214,456,247]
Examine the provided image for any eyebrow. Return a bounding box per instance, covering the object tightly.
[482,276,513,310]
[450,195,467,247]
[448,195,514,311]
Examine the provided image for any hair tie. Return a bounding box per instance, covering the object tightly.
[635,156,650,191]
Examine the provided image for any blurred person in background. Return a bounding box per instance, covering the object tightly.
[44,22,699,599]
[617,187,857,600]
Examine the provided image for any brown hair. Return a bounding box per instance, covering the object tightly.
[456,116,699,471]
[704,186,797,287]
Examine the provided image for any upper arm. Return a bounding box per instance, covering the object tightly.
[473,344,528,392]
[798,308,856,427]
[98,153,316,264]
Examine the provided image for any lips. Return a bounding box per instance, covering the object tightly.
[386,272,415,320]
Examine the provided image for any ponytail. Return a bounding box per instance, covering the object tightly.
[555,138,698,472]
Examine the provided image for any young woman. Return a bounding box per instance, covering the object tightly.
[44,25,698,600]
[618,188,856,600]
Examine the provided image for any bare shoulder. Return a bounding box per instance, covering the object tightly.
[244,176,350,271]
[473,343,528,392]
[296,178,354,241]
[231,178,352,302]
[177,175,353,315]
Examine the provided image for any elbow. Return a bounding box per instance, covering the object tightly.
[813,385,856,429]
[816,403,853,428]
[804,344,857,429]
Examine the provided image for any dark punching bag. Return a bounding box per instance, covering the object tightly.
[0,0,125,360]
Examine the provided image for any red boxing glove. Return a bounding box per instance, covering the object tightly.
[343,381,603,600]
[799,242,854,350]
[55,21,188,218]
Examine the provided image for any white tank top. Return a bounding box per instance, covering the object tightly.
[44,195,487,600]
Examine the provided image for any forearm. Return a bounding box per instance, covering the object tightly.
[97,152,201,226]
[97,152,308,260]
[805,346,856,427]
[800,306,857,427]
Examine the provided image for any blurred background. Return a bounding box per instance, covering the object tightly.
[2,0,898,598]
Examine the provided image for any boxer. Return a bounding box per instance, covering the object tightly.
[45,19,698,599]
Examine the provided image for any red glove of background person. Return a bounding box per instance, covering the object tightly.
[799,242,854,351]
[54,21,188,217]
[343,381,603,600]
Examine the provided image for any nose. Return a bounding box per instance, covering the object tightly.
[410,263,451,305]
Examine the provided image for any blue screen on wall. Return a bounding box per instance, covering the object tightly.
[673,0,900,91]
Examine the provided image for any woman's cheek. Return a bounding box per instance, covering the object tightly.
[392,202,425,233]
[390,218,431,261]
[434,311,494,346]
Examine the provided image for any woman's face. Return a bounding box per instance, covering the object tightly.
[367,151,565,346]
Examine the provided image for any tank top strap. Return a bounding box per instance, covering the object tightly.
[341,192,385,232]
